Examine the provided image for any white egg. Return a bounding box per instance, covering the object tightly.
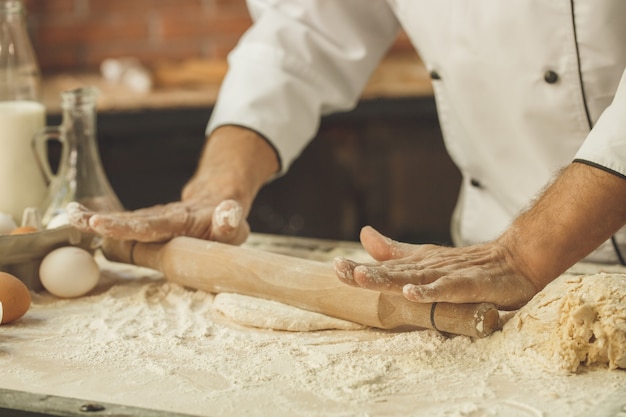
[39,246,100,298]
[0,212,17,235]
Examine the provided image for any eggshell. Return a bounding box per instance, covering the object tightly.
[0,212,17,235]
[0,271,31,323]
[39,246,100,298]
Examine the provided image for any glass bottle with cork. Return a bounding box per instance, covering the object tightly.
[33,86,124,228]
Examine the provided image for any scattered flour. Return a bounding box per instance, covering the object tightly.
[0,249,625,416]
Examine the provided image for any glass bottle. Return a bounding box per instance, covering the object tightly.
[0,0,47,224]
[33,86,124,227]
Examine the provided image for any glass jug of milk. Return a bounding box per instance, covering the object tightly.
[0,0,46,224]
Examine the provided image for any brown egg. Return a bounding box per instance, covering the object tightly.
[0,271,31,324]
[9,226,39,235]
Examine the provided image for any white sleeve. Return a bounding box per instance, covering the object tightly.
[206,0,400,173]
[575,69,626,178]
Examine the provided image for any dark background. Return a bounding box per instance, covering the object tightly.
[48,96,461,245]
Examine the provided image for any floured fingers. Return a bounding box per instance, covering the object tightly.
[88,204,188,242]
[209,200,248,244]
[66,202,95,232]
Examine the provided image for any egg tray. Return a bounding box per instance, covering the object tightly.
[0,226,96,291]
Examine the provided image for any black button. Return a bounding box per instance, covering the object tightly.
[544,70,559,84]
[430,70,441,80]
[470,178,482,188]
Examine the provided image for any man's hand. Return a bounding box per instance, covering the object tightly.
[68,125,279,245]
[334,226,538,310]
[67,198,249,244]
[335,162,626,310]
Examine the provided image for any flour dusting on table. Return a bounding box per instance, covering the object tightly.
[0,254,625,416]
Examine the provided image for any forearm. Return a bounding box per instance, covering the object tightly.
[498,161,626,291]
[182,125,280,211]
[66,125,278,244]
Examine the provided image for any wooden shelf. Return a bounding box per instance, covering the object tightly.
[42,55,433,114]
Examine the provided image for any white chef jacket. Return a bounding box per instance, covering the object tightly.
[207,0,626,264]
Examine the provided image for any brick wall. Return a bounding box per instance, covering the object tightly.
[24,0,413,75]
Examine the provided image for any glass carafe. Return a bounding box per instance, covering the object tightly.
[0,0,47,224]
[33,86,124,227]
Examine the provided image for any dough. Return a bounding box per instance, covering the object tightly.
[213,293,367,332]
[503,273,626,373]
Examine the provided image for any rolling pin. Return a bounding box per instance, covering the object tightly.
[102,236,501,338]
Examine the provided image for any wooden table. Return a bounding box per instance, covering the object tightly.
[1,234,626,417]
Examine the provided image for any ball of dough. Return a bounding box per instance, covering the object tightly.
[39,247,100,298]
[503,273,626,373]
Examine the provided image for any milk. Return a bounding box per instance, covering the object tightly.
[0,100,47,223]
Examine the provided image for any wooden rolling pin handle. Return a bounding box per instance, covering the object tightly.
[377,294,499,338]
[101,237,501,338]
[102,238,135,264]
